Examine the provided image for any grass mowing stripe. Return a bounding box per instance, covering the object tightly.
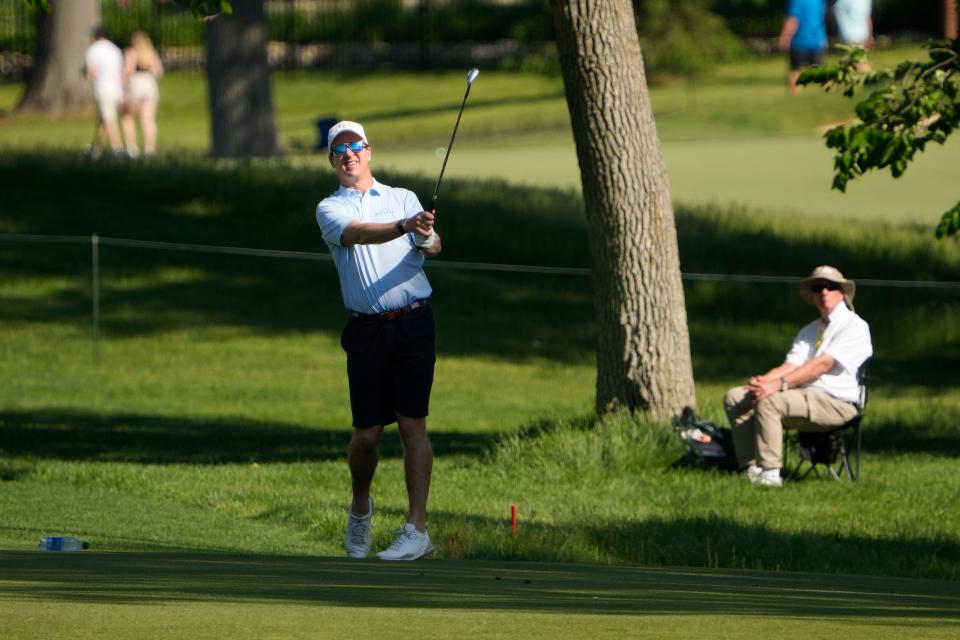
[1,551,958,639]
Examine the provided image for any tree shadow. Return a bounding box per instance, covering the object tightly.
[0,408,499,464]
[1,154,958,380]
[1,514,958,617]
[865,414,960,457]
[360,90,567,125]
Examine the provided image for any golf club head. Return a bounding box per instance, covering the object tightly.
[466,68,479,85]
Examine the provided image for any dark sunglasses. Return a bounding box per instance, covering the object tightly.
[331,141,368,157]
[810,281,842,293]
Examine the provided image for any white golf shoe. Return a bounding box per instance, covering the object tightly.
[345,496,374,559]
[753,469,783,487]
[376,523,434,561]
[743,465,763,481]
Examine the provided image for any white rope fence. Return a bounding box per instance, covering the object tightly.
[3,232,959,288]
[3,232,959,361]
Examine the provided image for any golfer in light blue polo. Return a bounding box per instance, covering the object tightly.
[316,120,441,562]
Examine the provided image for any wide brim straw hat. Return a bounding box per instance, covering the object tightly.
[799,265,856,310]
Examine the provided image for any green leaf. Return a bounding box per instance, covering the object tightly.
[798,65,839,86]
[891,158,907,178]
[840,150,852,171]
[934,202,960,238]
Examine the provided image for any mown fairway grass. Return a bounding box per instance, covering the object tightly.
[0,153,957,575]
[0,48,958,637]
[2,551,959,640]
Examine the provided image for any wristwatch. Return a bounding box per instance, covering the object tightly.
[395,219,406,235]
[780,376,789,392]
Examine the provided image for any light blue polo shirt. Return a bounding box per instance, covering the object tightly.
[787,0,827,52]
[316,179,432,314]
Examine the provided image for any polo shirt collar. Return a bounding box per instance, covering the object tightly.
[336,179,384,198]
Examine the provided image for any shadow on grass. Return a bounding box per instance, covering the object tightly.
[0,409,499,463]
[0,546,957,618]
[361,90,567,125]
[1,153,958,380]
[432,510,960,582]
[866,416,960,457]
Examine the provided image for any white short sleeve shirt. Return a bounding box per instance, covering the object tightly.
[833,0,872,45]
[784,302,873,403]
[316,180,432,314]
[85,39,124,100]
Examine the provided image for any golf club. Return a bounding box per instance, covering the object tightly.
[429,67,479,213]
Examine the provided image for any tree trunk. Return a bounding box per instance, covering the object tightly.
[17,0,100,114]
[206,0,280,157]
[946,0,958,39]
[550,0,697,418]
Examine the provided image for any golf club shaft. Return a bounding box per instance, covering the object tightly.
[429,83,473,212]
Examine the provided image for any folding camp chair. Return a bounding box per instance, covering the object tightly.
[785,360,869,481]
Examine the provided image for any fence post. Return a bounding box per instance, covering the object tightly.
[91,232,100,363]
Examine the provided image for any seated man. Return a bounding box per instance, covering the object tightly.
[724,266,873,487]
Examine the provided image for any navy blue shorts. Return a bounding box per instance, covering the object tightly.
[340,304,436,429]
[790,49,823,70]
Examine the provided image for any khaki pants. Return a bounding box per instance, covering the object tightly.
[724,386,859,470]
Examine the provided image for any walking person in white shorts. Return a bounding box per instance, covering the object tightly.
[121,30,164,157]
[84,27,124,158]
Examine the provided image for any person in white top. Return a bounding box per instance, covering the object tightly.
[121,30,164,157]
[833,0,873,71]
[833,0,872,47]
[724,265,873,487]
[84,27,125,157]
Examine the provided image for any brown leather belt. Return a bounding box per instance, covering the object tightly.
[350,299,428,320]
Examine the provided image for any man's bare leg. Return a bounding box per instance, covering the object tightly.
[348,425,384,516]
[121,110,139,157]
[397,415,432,531]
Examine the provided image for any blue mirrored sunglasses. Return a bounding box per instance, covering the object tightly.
[331,141,368,157]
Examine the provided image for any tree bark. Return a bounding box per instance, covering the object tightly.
[550,0,697,418]
[206,0,280,157]
[946,0,958,40]
[17,0,100,114]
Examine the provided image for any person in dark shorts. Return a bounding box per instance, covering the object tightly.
[316,121,441,561]
[779,0,828,94]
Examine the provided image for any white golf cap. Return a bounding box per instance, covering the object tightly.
[327,120,368,149]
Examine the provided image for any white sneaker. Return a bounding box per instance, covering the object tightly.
[743,465,763,481]
[376,523,434,561]
[345,496,374,559]
[755,469,783,487]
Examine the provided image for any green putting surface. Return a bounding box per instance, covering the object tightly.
[376,133,959,225]
[2,551,958,639]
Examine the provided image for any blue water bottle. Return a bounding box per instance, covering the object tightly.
[38,535,89,551]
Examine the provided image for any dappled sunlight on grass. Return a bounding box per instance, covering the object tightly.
[1,138,958,586]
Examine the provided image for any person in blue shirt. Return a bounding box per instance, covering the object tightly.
[779,0,828,94]
[316,120,441,561]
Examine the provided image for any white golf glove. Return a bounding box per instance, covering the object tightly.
[414,229,436,250]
